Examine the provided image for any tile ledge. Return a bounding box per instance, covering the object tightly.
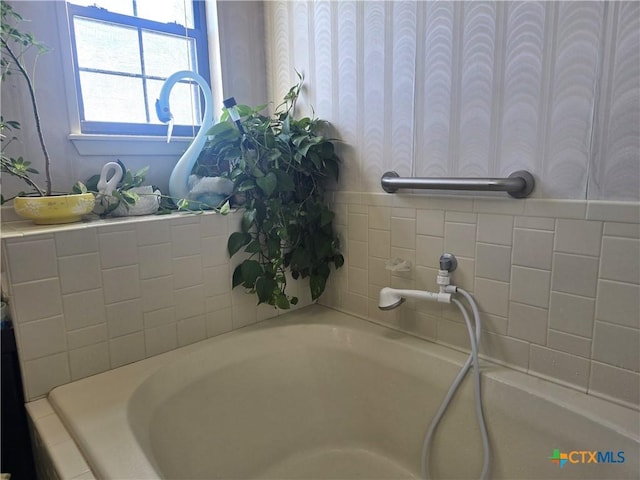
[1,207,235,240]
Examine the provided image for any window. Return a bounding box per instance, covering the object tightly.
[66,0,210,136]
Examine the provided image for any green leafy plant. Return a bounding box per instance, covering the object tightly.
[202,78,344,309]
[1,1,53,201]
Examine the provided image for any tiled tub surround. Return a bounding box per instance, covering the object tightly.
[1,210,312,401]
[320,193,640,411]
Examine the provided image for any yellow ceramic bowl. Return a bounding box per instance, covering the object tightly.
[14,193,95,224]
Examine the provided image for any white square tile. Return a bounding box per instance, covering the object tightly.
[102,265,141,304]
[175,285,205,320]
[589,361,639,408]
[333,203,348,226]
[444,222,476,258]
[480,313,508,335]
[6,238,58,284]
[98,230,138,268]
[474,278,509,317]
[390,247,415,280]
[200,212,228,237]
[48,439,92,479]
[529,345,590,390]
[479,331,529,370]
[391,217,416,250]
[350,204,368,214]
[512,228,554,270]
[201,235,229,267]
[507,302,548,345]
[105,298,143,338]
[475,243,511,282]
[12,278,63,323]
[477,214,514,246]
[547,329,591,358]
[136,219,171,246]
[171,223,201,257]
[347,213,368,242]
[143,306,175,329]
[18,316,67,360]
[138,243,173,279]
[552,253,599,297]
[24,353,70,400]
[109,331,146,368]
[206,293,231,312]
[55,229,98,257]
[172,255,203,289]
[514,216,555,231]
[524,199,586,219]
[548,291,595,338]
[340,292,368,318]
[69,343,109,380]
[58,254,102,294]
[445,211,476,224]
[592,322,639,371]
[413,311,438,341]
[145,323,177,357]
[38,413,70,447]
[415,235,444,268]
[203,264,230,296]
[62,289,106,331]
[449,256,475,292]
[555,219,602,256]
[511,266,551,308]
[600,237,640,284]
[141,276,175,312]
[437,318,469,351]
[206,308,233,337]
[177,314,207,346]
[348,240,368,269]
[231,289,258,329]
[25,398,54,419]
[603,222,640,239]
[348,267,369,296]
[66,324,107,350]
[368,206,391,230]
[368,229,390,259]
[368,257,390,286]
[414,266,440,294]
[596,280,639,329]
[416,209,445,236]
[586,201,640,223]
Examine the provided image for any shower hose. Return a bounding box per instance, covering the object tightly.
[421,287,491,480]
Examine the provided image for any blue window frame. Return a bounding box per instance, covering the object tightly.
[66,0,210,136]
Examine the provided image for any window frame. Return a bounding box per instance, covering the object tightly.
[65,0,211,138]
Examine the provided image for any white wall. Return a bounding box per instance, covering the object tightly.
[265,1,640,200]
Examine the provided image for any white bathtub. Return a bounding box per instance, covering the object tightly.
[36,305,638,479]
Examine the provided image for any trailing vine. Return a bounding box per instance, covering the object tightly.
[198,78,344,309]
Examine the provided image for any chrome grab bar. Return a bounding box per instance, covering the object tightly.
[380,170,535,198]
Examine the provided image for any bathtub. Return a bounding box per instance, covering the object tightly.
[34,305,638,479]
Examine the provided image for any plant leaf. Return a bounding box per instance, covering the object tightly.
[256,172,277,197]
[240,260,263,286]
[232,264,244,288]
[228,232,251,256]
[310,274,327,300]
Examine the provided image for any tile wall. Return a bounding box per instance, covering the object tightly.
[320,193,640,410]
[1,211,310,401]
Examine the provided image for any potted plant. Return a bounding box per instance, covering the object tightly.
[198,77,344,308]
[1,2,94,224]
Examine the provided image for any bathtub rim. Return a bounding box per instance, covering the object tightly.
[40,304,640,479]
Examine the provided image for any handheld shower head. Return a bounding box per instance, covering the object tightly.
[378,287,452,310]
[378,287,406,310]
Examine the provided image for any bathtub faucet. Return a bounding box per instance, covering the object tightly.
[378,287,451,310]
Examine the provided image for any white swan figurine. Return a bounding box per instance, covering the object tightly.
[156,70,234,208]
[96,162,161,217]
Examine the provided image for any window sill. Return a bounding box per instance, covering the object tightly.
[69,134,193,156]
